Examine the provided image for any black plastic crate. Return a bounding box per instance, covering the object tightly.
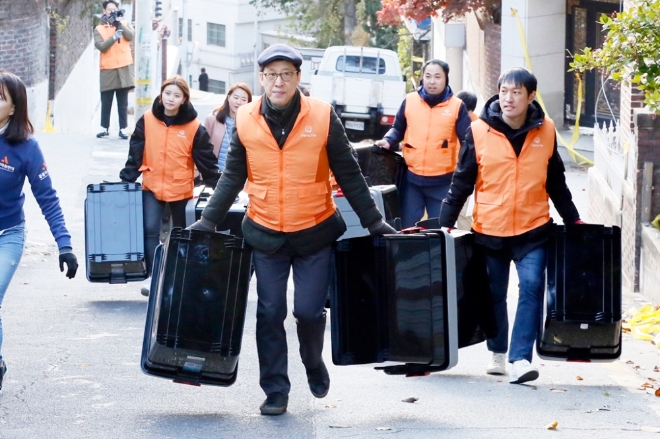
[84,182,147,283]
[331,232,458,375]
[537,224,622,361]
[141,228,252,386]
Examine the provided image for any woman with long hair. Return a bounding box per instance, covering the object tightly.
[204,82,252,171]
[120,75,220,296]
[0,71,78,391]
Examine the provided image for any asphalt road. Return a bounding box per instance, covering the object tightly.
[0,127,659,439]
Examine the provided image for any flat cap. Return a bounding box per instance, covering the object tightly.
[257,44,303,70]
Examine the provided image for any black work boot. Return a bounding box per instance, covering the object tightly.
[260,392,288,416]
[306,360,330,398]
[0,361,7,391]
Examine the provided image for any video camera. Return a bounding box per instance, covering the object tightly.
[106,9,125,28]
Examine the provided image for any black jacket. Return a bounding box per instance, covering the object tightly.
[438,95,580,259]
[119,99,220,188]
[201,94,382,255]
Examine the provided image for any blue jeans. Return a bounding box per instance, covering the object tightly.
[485,246,546,363]
[0,222,26,363]
[401,181,451,228]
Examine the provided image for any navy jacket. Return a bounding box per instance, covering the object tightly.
[0,134,71,248]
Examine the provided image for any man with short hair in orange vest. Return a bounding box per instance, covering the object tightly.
[188,44,395,416]
[439,67,585,385]
[375,59,472,228]
[94,0,134,140]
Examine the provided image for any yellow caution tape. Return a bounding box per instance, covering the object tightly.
[511,8,593,166]
[136,79,152,85]
[41,101,56,133]
[136,97,153,106]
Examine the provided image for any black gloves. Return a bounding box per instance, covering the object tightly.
[187,216,217,232]
[58,247,78,279]
[367,219,397,236]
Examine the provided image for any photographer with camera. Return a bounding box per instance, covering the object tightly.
[94,0,134,140]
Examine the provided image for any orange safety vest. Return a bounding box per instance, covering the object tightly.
[139,111,200,202]
[96,23,133,70]
[471,118,556,237]
[236,96,336,233]
[402,93,463,176]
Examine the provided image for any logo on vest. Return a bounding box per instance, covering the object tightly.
[0,156,15,173]
[442,108,452,116]
[177,130,187,139]
[532,136,544,147]
[301,125,316,138]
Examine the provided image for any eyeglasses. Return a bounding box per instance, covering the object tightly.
[262,71,297,83]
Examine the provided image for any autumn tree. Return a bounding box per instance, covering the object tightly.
[571,0,660,113]
[377,0,501,26]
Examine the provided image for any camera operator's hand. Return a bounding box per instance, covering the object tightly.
[113,29,123,40]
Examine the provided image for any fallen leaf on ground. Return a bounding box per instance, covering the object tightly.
[545,421,558,430]
[642,382,655,388]
[324,404,337,408]
[649,377,657,382]
[402,397,418,403]
[655,366,660,372]
[576,376,583,381]
[329,425,351,429]
[376,427,392,431]
[549,388,567,392]
[604,392,611,396]
[626,360,635,365]
[622,327,631,333]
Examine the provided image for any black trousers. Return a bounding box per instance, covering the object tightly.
[253,243,332,396]
[100,87,130,130]
[142,190,188,277]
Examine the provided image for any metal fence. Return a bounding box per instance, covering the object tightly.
[593,121,634,206]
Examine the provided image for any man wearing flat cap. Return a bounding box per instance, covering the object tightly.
[189,43,395,415]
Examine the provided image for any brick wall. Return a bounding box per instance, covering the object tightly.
[483,22,501,98]
[635,113,660,220]
[49,0,94,99]
[0,0,49,87]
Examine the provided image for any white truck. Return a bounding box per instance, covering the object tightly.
[310,46,407,142]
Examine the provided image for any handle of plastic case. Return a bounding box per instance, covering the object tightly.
[401,226,422,234]
[335,188,345,197]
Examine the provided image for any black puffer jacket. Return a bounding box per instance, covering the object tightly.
[120,98,220,188]
[439,95,580,259]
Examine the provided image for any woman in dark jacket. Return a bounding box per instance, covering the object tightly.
[0,72,78,391]
[120,75,220,296]
[375,59,472,228]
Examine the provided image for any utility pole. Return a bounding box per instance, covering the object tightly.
[253,1,260,94]
[181,0,189,84]
[135,0,156,121]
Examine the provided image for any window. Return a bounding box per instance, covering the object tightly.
[208,79,226,94]
[178,18,192,42]
[335,55,386,74]
[207,23,226,47]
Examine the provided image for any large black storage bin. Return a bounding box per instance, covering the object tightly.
[184,186,246,238]
[537,224,622,361]
[85,182,147,283]
[141,228,252,386]
[330,232,458,375]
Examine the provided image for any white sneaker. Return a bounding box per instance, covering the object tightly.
[486,353,507,375]
[140,278,151,297]
[509,360,539,384]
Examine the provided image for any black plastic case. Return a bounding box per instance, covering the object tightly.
[331,232,458,375]
[354,144,407,195]
[84,182,147,283]
[537,224,622,361]
[184,186,246,238]
[141,228,252,386]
